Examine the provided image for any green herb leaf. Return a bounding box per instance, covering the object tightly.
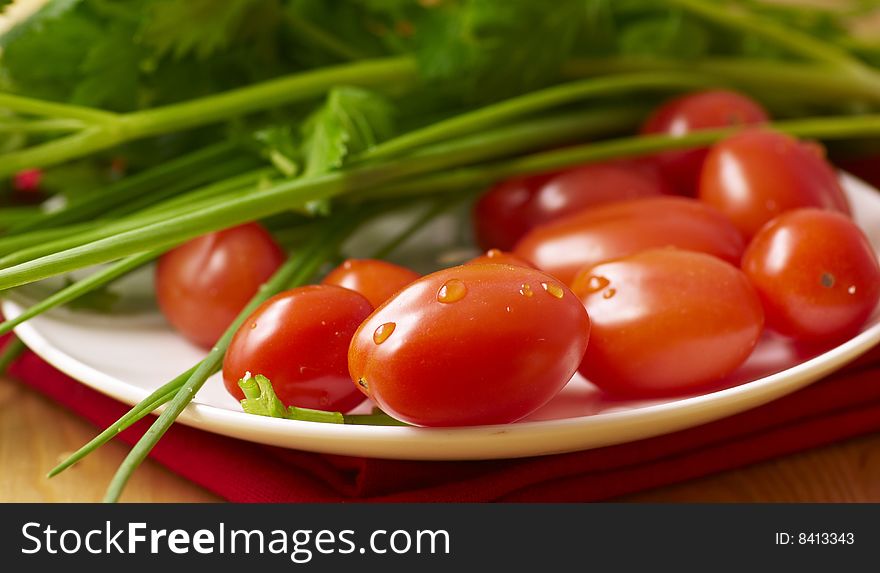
[140,0,258,60]
[300,86,395,177]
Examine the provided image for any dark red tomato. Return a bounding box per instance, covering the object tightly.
[742,209,880,342]
[321,258,420,308]
[573,249,764,398]
[473,162,669,251]
[472,173,554,251]
[467,248,534,268]
[699,129,851,240]
[513,196,745,285]
[349,264,591,426]
[641,90,769,195]
[223,285,373,411]
[156,223,285,349]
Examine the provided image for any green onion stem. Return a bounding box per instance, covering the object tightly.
[0,57,417,178]
[0,107,642,289]
[47,370,197,478]
[0,336,26,375]
[359,71,717,161]
[9,141,238,234]
[0,250,161,337]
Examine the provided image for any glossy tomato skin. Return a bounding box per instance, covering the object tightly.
[742,209,880,342]
[573,249,764,398]
[321,258,420,308]
[223,285,373,411]
[699,129,851,240]
[641,90,769,195]
[472,161,668,251]
[466,248,535,268]
[348,263,591,426]
[156,223,285,349]
[513,196,745,285]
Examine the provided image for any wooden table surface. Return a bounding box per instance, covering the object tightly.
[3,372,880,503]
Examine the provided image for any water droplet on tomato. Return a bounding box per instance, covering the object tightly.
[438,279,467,303]
[541,282,564,299]
[486,248,503,259]
[520,283,534,297]
[603,288,617,299]
[848,285,857,295]
[373,322,396,344]
[585,276,610,293]
[250,322,257,329]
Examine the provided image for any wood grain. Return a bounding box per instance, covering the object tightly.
[3,372,880,502]
[0,375,218,502]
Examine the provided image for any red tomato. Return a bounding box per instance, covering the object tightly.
[641,90,769,195]
[573,249,764,397]
[466,248,534,268]
[472,173,554,251]
[513,196,745,285]
[348,264,591,426]
[699,129,851,240]
[223,285,373,411]
[321,258,420,308]
[156,223,285,349]
[472,161,668,251]
[742,209,880,342]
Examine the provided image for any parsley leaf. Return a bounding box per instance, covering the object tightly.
[300,86,395,177]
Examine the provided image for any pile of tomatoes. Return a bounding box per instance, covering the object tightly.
[154,90,880,428]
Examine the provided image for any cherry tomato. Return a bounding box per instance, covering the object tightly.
[472,161,668,251]
[156,223,285,349]
[573,249,764,397]
[467,248,534,268]
[472,173,554,251]
[741,209,880,342]
[223,285,373,411]
[321,258,420,308]
[641,90,769,195]
[513,196,745,285]
[348,263,591,426]
[699,129,851,240]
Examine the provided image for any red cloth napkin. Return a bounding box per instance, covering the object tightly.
[6,342,880,502]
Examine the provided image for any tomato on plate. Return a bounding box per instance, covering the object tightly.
[223,285,373,411]
[156,222,285,349]
[472,172,555,251]
[321,258,420,308]
[641,89,769,195]
[699,129,851,240]
[348,263,591,426]
[742,209,880,342]
[472,161,668,251]
[572,249,764,397]
[466,248,534,267]
[513,196,745,285]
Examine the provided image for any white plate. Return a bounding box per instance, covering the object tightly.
[5,173,880,461]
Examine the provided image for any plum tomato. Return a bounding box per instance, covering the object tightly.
[513,196,745,285]
[348,263,591,426]
[472,161,668,251]
[742,209,880,342]
[223,285,373,411]
[641,89,769,195]
[573,249,764,398]
[156,222,285,349]
[466,248,534,267]
[699,129,851,240]
[321,258,420,308]
[472,173,554,251]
